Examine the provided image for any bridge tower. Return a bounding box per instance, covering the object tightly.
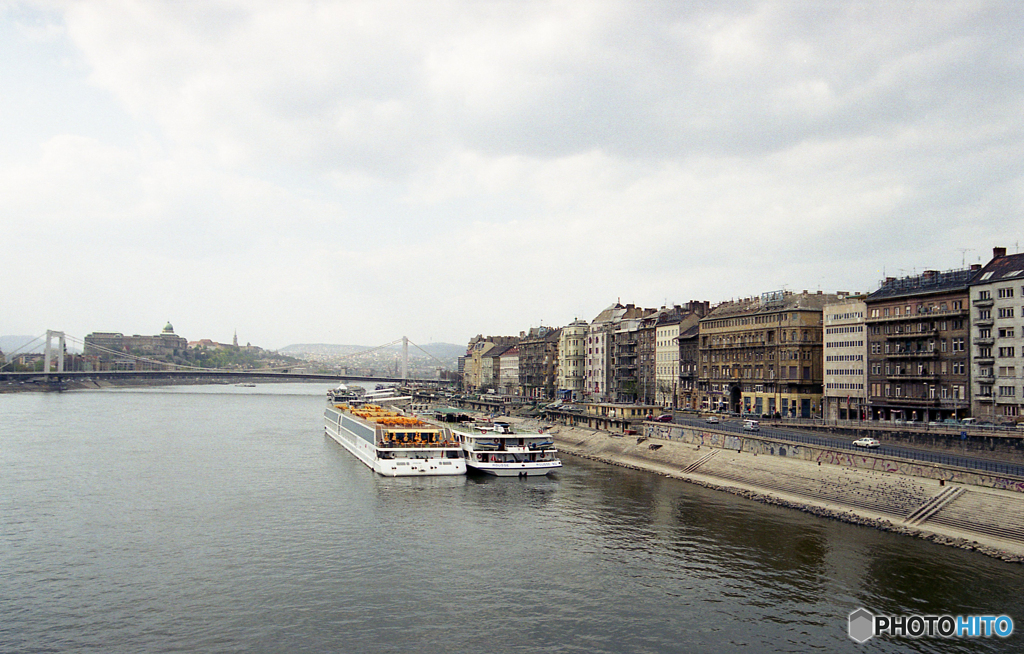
[401,336,408,380]
[43,330,66,378]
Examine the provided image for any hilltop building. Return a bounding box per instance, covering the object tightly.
[84,322,188,365]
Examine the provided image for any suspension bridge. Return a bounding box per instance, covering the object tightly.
[0,331,456,390]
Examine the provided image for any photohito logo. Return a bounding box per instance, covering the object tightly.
[849,608,1013,643]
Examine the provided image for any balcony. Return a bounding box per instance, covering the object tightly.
[976,318,994,327]
[886,373,940,382]
[888,350,938,358]
[974,337,995,346]
[887,329,938,339]
[976,357,995,365]
[975,394,994,404]
[973,297,994,307]
[867,307,967,323]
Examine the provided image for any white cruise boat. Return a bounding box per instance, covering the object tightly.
[452,421,562,477]
[324,403,466,476]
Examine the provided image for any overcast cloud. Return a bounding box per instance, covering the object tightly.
[3,1,1023,350]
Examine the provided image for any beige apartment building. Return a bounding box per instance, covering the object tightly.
[557,320,588,400]
[698,290,839,418]
[823,296,868,421]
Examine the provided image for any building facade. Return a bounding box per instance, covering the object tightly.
[655,316,683,406]
[823,297,868,421]
[83,322,188,367]
[698,291,838,418]
[499,346,521,396]
[677,325,700,410]
[864,267,977,423]
[969,247,1024,422]
[519,327,561,399]
[557,320,588,400]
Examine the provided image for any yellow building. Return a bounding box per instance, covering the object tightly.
[698,291,842,418]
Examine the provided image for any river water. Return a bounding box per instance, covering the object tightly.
[2,383,1022,653]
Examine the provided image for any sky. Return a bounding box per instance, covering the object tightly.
[2,1,1023,351]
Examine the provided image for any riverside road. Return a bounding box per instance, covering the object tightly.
[672,415,1024,479]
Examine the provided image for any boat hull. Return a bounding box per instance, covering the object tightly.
[466,460,562,477]
[325,408,465,477]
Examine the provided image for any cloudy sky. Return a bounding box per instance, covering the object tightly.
[3,1,1022,351]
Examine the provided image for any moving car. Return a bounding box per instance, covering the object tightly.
[705,415,720,424]
[853,437,880,449]
[742,419,759,431]
[653,414,673,422]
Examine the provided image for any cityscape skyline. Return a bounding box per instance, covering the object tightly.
[2,244,1021,354]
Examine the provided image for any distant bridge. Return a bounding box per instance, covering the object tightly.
[1,331,457,389]
[0,369,451,386]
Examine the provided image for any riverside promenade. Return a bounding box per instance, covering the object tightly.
[512,418,1024,563]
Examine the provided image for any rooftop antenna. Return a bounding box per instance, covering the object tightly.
[958,248,973,267]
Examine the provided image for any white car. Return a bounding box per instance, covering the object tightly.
[853,437,880,449]
[705,415,720,424]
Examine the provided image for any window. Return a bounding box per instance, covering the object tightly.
[979,310,991,320]
[999,386,1016,397]
[979,328,992,338]
[999,347,1016,358]
[980,346,992,357]
[999,307,1015,318]
[952,337,965,352]
[952,361,964,375]
[999,328,1016,338]
[998,366,1016,377]
[979,290,991,300]
[999,287,1015,298]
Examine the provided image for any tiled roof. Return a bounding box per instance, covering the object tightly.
[970,252,1024,285]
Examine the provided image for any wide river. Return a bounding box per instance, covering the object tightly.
[2,383,1022,653]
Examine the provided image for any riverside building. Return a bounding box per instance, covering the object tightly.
[698,291,838,418]
[557,320,587,400]
[823,296,868,421]
[969,247,1024,422]
[864,266,979,423]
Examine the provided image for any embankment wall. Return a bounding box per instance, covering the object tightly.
[641,422,1024,493]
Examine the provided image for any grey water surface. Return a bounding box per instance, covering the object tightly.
[2,384,1021,653]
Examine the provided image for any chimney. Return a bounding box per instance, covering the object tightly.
[994,246,1007,259]
[971,264,982,271]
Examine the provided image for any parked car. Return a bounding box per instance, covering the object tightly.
[853,437,880,449]
[654,414,673,422]
[705,415,720,424]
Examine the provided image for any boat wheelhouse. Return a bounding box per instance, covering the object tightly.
[324,403,465,476]
[451,420,562,477]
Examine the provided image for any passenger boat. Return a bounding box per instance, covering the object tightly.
[451,420,562,477]
[324,403,466,476]
[327,383,365,403]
